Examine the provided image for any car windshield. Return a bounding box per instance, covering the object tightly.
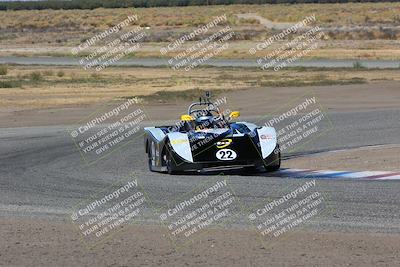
[194,117,228,130]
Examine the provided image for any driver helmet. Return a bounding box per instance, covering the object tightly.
[195,115,214,129]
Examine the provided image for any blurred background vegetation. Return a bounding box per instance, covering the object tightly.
[1,0,399,10]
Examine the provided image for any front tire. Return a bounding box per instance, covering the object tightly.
[164,142,178,175]
[263,144,281,172]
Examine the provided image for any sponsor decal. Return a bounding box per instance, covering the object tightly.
[260,134,274,140]
[171,139,188,145]
[216,138,232,149]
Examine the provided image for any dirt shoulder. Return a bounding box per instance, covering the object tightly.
[4,65,399,111]
[1,81,400,128]
[1,218,399,266]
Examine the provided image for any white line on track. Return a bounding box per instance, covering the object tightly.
[276,168,400,180]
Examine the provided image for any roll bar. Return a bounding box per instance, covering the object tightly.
[187,92,220,115]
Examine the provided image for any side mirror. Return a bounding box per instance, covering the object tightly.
[180,114,194,121]
[229,111,240,119]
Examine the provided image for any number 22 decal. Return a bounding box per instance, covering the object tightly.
[216,149,237,161]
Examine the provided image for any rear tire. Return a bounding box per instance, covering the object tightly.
[148,141,155,172]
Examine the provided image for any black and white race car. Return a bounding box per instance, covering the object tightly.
[144,93,280,174]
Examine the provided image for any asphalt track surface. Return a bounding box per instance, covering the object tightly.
[0,56,399,68]
[0,109,399,234]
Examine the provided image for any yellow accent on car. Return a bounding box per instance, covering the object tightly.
[229,111,240,119]
[216,138,232,148]
[180,114,194,121]
[171,139,188,145]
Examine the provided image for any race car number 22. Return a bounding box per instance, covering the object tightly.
[216,149,237,160]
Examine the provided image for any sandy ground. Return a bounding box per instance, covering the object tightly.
[1,218,399,267]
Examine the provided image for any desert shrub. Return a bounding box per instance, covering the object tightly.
[30,71,43,81]
[56,70,65,77]
[0,80,21,88]
[0,65,7,75]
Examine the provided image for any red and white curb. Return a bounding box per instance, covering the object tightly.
[276,169,400,180]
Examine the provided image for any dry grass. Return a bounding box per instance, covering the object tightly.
[0,3,399,60]
[0,3,399,47]
[2,3,400,31]
[1,65,399,109]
